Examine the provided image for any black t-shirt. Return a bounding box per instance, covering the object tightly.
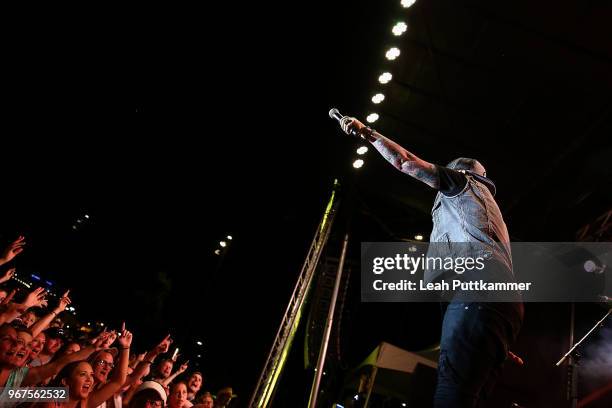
[436,165,467,196]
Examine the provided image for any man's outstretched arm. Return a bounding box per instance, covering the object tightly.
[341,117,440,189]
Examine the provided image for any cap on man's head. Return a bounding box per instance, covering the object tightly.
[447,157,497,196]
[134,381,167,405]
[446,157,487,177]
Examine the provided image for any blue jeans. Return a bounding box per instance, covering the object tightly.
[433,302,523,408]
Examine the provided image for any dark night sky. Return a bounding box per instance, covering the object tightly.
[0,0,611,407]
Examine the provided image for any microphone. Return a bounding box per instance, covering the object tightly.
[329,108,361,139]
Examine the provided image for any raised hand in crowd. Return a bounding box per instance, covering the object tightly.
[125,334,173,388]
[57,290,72,312]
[23,287,48,309]
[156,333,173,354]
[85,325,133,408]
[91,329,115,349]
[0,236,25,266]
[0,267,15,284]
[102,330,118,349]
[0,287,48,326]
[117,323,133,350]
[30,290,73,338]
[161,360,189,387]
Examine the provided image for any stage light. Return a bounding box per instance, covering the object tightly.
[415,234,424,241]
[227,235,233,240]
[378,72,392,84]
[353,395,359,401]
[584,260,606,274]
[197,355,202,358]
[401,0,417,8]
[353,159,364,169]
[84,214,90,219]
[196,341,203,346]
[366,113,379,123]
[372,93,385,104]
[220,241,227,247]
[392,22,408,36]
[356,146,368,155]
[214,249,221,255]
[385,47,401,60]
[402,404,407,407]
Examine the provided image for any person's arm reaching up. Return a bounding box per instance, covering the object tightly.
[340,117,440,189]
[87,325,132,408]
[30,290,71,338]
[160,361,189,387]
[0,236,26,266]
[125,334,172,387]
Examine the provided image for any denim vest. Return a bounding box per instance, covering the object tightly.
[424,174,513,284]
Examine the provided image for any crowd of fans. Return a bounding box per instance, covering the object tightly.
[0,236,236,408]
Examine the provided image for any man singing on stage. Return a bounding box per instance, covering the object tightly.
[339,116,524,408]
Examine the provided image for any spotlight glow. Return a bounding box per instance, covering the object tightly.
[415,234,424,241]
[378,72,392,84]
[385,47,401,60]
[214,249,221,255]
[371,93,385,104]
[392,22,408,36]
[227,235,233,240]
[353,159,365,169]
[220,241,227,247]
[356,146,369,155]
[366,113,379,123]
[401,0,417,8]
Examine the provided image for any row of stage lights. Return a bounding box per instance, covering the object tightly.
[214,235,233,255]
[350,0,418,171]
[351,1,424,243]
